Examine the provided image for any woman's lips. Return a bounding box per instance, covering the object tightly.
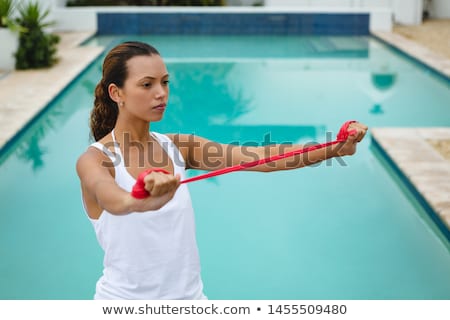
[153,104,166,111]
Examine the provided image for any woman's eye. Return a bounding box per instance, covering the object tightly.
[163,80,170,86]
[143,83,151,88]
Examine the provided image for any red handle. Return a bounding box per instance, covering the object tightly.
[131,168,170,199]
[337,120,357,141]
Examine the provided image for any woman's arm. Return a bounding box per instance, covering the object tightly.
[76,147,180,217]
[170,122,368,172]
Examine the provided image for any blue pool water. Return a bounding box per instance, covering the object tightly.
[1,35,449,299]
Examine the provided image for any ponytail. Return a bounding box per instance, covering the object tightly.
[89,41,160,141]
[90,80,118,141]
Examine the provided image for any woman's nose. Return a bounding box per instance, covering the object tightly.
[155,84,167,99]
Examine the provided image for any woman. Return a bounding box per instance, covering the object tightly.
[76,41,368,300]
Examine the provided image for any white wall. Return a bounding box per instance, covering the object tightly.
[28,0,92,32]
[392,0,422,25]
[265,0,429,26]
[52,7,97,31]
[16,0,63,31]
[265,0,393,7]
[428,0,450,18]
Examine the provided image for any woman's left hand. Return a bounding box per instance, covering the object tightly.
[336,121,368,156]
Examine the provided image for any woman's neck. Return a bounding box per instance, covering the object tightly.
[113,119,151,144]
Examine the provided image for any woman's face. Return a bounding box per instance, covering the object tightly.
[120,54,169,122]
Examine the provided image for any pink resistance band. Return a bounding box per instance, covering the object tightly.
[131,121,357,199]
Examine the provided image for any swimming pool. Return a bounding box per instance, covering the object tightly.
[1,34,449,299]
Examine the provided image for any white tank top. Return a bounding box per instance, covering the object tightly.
[86,131,205,300]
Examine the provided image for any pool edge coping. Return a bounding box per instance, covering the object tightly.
[371,30,450,80]
[0,31,105,154]
[369,30,450,237]
[371,128,450,239]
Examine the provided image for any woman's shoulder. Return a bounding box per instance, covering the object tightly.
[77,134,114,169]
[85,133,115,154]
[77,145,110,170]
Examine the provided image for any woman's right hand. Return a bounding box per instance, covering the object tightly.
[130,171,181,212]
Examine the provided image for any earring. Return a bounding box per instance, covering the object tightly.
[119,101,124,107]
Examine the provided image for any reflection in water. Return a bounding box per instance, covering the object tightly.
[158,62,327,184]
[6,94,74,171]
[370,104,384,115]
[1,62,102,171]
[360,42,398,115]
[369,69,396,115]
[11,108,61,172]
[160,63,252,133]
[372,73,396,91]
[80,64,102,98]
[369,71,397,115]
[16,135,47,171]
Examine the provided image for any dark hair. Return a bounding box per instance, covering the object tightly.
[90,41,160,141]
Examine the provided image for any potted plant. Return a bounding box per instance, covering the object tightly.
[15,1,60,70]
[0,0,20,71]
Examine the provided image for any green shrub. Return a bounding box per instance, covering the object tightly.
[0,0,20,29]
[14,1,60,69]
